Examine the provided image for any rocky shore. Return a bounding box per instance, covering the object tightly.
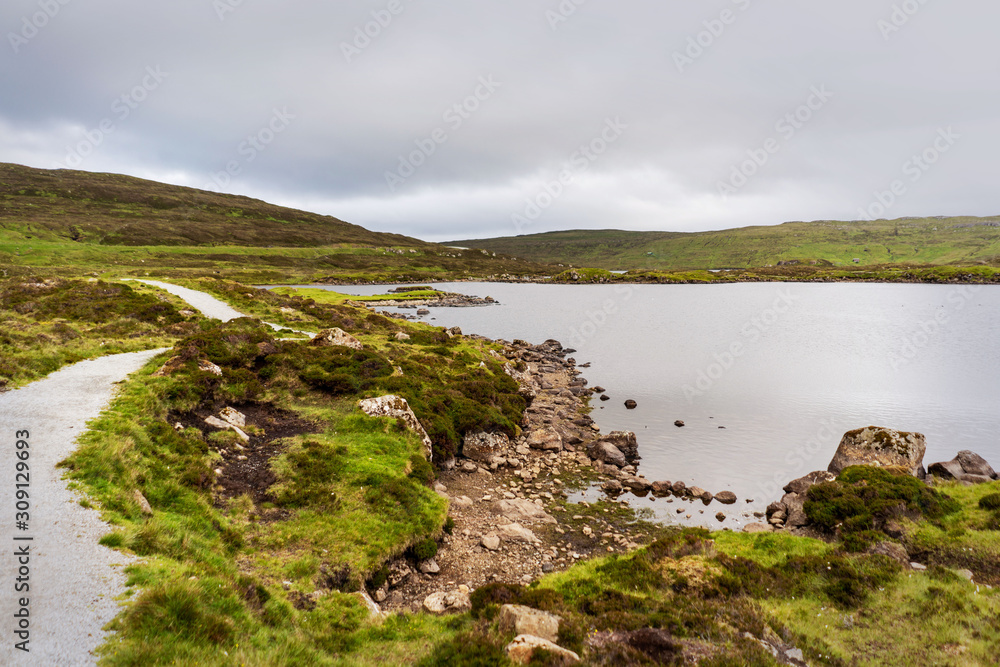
[375,337,736,614]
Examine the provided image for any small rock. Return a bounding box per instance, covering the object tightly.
[197,359,223,376]
[219,407,246,429]
[599,394,610,401]
[423,590,471,615]
[499,605,562,643]
[715,512,726,522]
[674,420,685,427]
[714,491,737,505]
[505,635,580,665]
[481,534,501,551]
[743,523,773,534]
[133,489,153,516]
[910,562,927,571]
[418,559,441,575]
[497,522,538,543]
[624,400,637,409]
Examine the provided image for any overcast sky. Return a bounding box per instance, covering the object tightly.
[2,1,998,242]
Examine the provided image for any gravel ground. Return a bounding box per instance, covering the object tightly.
[130,279,245,321]
[0,349,166,666]
[131,279,315,335]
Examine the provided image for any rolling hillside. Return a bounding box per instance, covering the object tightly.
[452,218,1000,271]
[0,163,553,282]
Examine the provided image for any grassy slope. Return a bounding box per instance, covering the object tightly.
[0,162,554,282]
[452,217,1000,270]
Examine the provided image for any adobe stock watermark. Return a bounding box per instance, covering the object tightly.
[566,284,637,348]
[204,107,295,191]
[888,285,982,371]
[856,126,959,221]
[878,0,931,41]
[682,289,797,402]
[8,0,73,54]
[546,0,588,31]
[757,417,842,500]
[717,85,833,200]
[384,75,501,192]
[341,0,415,63]
[511,117,627,233]
[213,0,247,21]
[54,66,169,169]
[673,0,753,73]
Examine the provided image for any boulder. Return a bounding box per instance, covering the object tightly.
[494,499,557,524]
[358,395,433,460]
[481,534,501,551]
[671,481,687,496]
[866,541,910,567]
[311,328,363,350]
[497,522,538,543]
[602,479,623,495]
[714,491,737,505]
[219,407,246,429]
[133,489,153,516]
[464,431,510,464]
[601,431,640,463]
[506,635,580,665]
[423,589,471,615]
[651,481,673,497]
[780,493,808,528]
[828,426,927,479]
[588,441,627,468]
[197,359,223,376]
[929,451,998,483]
[418,559,441,575]
[526,428,563,452]
[623,477,652,495]
[499,605,562,643]
[783,470,836,495]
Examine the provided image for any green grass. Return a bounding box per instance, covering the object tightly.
[272,286,445,306]
[453,217,1000,271]
[0,276,202,389]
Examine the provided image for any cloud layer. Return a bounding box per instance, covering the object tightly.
[2,0,998,241]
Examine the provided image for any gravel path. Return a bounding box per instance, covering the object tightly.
[0,349,166,666]
[130,279,245,321]
[131,279,315,335]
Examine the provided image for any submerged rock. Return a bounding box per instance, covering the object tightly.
[828,426,927,478]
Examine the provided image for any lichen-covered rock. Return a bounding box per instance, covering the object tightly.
[526,428,562,452]
[503,362,538,399]
[828,426,927,478]
[463,431,510,464]
[311,327,363,350]
[219,406,246,429]
[499,605,562,643]
[423,589,471,615]
[358,395,433,460]
[197,359,223,376]
[506,635,580,665]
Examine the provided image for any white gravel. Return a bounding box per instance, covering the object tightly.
[130,280,315,336]
[129,279,245,321]
[0,349,166,666]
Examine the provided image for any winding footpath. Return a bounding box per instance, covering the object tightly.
[0,282,258,664]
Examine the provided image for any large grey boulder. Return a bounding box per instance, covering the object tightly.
[359,395,433,460]
[463,431,510,464]
[311,327,363,350]
[499,605,562,643]
[929,450,998,484]
[827,426,926,479]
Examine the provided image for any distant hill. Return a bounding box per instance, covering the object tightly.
[452,218,1000,270]
[0,162,429,248]
[0,163,553,282]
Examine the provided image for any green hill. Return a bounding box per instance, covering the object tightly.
[452,217,1000,270]
[0,163,552,282]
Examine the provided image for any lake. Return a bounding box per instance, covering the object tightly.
[286,282,1000,525]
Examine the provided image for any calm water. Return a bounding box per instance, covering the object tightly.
[286,282,1000,524]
